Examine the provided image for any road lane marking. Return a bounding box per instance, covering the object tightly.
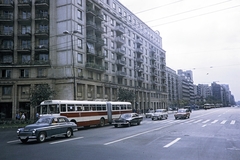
[202,119,210,123]
[211,120,218,124]
[202,124,207,127]
[193,119,202,123]
[7,140,20,144]
[50,137,83,144]
[104,123,179,145]
[220,120,227,124]
[163,138,181,148]
[230,120,235,124]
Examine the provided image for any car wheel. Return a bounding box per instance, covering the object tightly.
[20,138,28,144]
[99,118,105,127]
[137,122,140,125]
[152,118,154,121]
[128,122,131,127]
[175,117,177,120]
[65,128,73,138]
[166,115,168,119]
[37,132,46,142]
[114,124,118,128]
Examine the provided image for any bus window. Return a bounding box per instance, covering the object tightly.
[127,105,132,109]
[42,105,47,114]
[49,104,59,114]
[83,104,89,111]
[97,104,102,111]
[91,104,96,111]
[61,104,66,112]
[76,104,83,111]
[67,104,75,111]
[122,105,126,110]
[102,105,106,110]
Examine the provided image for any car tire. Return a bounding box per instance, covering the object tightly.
[137,122,140,125]
[20,138,28,144]
[114,124,118,128]
[99,118,105,127]
[65,128,73,138]
[37,132,46,142]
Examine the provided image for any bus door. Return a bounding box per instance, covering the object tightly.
[107,102,112,124]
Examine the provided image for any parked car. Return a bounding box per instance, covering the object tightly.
[17,115,78,143]
[112,113,143,127]
[174,109,190,119]
[145,110,154,118]
[152,109,168,120]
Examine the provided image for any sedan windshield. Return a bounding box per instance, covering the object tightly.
[120,114,131,119]
[36,117,52,124]
[178,109,186,113]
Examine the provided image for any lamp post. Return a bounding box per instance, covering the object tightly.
[63,30,79,100]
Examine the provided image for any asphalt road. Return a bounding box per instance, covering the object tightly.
[1,107,239,160]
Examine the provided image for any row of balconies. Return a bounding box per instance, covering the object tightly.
[0,0,49,7]
[0,29,48,37]
[0,13,49,21]
[0,45,48,51]
[0,59,50,66]
[86,7,104,21]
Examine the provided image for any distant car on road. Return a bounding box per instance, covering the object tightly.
[17,115,78,143]
[112,113,143,127]
[174,109,190,119]
[152,109,168,120]
[145,110,154,118]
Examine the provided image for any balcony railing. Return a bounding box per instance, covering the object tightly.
[85,63,105,72]
[0,0,14,7]
[115,25,125,34]
[116,71,127,77]
[0,30,13,36]
[115,48,125,55]
[0,14,14,21]
[35,0,49,6]
[116,59,126,66]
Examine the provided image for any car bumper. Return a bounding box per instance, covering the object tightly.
[175,115,187,118]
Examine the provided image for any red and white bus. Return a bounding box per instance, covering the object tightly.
[37,100,132,127]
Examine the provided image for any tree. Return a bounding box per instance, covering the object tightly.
[117,87,135,102]
[29,84,56,107]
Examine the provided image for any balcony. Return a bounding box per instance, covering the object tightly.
[149,47,156,53]
[150,55,157,61]
[135,66,143,72]
[85,63,105,73]
[35,0,49,7]
[86,21,97,30]
[0,0,14,7]
[115,47,125,56]
[17,46,31,52]
[35,45,49,52]
[136,76,144,81]
[0,30,13,37]
[18,0,31,7]
[35,14,49,21]
[135,58,143,63]
[151,63,157,69]
[116,59,126,66]
[151,80,158,85]
[151,71,158,76]
[116,71,127,77]
[0,45,13,52]
[18,15,31,22]
[95,38,104,47]
[35,29,49,37]
[86,34,96,43]
[115,36,125,45]
[115,25,125,34]
[95,26,104,33]
[33,60,50,65]
[95,12,104,21]
[86,7,96,16]
[135,48,143,54]
[0,14,13,21]
[18,31,31,37]
[136,38,143,45]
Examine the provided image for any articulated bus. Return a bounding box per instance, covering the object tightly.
[37,100,132,128]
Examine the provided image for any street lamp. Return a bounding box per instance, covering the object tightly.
[63,30,79,100]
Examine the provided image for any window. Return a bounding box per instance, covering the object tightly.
[21,86,29,95]
[21,25,31,34]
[103,14,107,21]
[112,3,116,9]
[112,64,115,72]
[123,11,126,17]
[105,62,108,70]
[129,59,132,66]
[104,49,108,57]
[2,86,12,95]
[104,38,107,46]
[21,54,30,64]
[37,68,46,77]
[129,69,132,76]
[111,41,114,48]
[77,53,83,63]
[88,71,93,79]
[104,25,107,32]
[77,24,82,34]
[97,73,101,80]
[2,55,12,63]
[78,68,82,77]
[20,69,29,78]
[119,7,122,14]
[77,0,82,5]
[110,18,114,26]
[106,0,109,5]
[78,38,82,48]
[110,30,114,37]
[111,52,114,59]
[77,10,82,20]
[1,69,11,78]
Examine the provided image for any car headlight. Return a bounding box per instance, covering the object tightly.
[17,129,21,135]
[32,129,36,135]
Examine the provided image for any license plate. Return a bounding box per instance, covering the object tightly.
[20,136,27,139]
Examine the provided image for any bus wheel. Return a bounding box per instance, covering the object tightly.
[99,118,105,127]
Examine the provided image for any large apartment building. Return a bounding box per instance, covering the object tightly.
[0,0,167,120]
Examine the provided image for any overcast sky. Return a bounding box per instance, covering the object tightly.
[119,0,240,101]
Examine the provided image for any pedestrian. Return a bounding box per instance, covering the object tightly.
[16,112,20,120]
[20,113,25,120]
[36,112,40,119]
